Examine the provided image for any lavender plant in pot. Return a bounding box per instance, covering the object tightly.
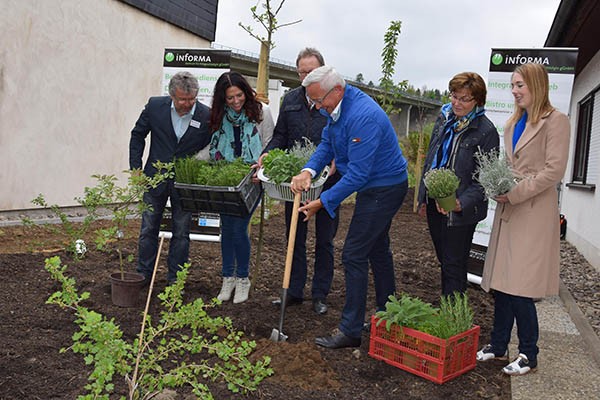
[474,148,517,200]
[423,168,460,213]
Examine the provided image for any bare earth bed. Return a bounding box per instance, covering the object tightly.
[1,187,594,399]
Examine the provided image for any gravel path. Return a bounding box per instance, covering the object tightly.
[560,241,600,336]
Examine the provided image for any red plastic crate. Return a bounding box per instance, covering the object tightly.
[368,315,480,384]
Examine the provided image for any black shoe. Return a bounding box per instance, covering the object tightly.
[315,332,361,349]
[312,298,328,315]
[272,293,303,307]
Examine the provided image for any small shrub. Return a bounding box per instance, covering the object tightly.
[399,125,433,164]
[399,124,433,188]
[89,162,174,278]
[22,162,172,263]
[22,194,99,261]
[44,256,273,399]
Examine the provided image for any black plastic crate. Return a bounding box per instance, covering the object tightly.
[174,171,262,218]
[161,210,220,236]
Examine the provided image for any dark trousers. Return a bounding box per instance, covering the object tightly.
[426,200,476,295]
[339,181,408,339]
[284,172,341,299]
[136,181,190,283]
[491,290,539,362]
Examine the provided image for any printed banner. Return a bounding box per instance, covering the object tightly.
[473,47,578,247]
[162,48,231,107]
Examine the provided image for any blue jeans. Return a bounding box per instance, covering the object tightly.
[285,172,341,299]
[339,181,408,339]
[220,214,252,278]
[425,200,477,295]
[136,181,191,283]
[490,290,539,362]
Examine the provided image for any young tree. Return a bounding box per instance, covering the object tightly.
[239,0,301,103]
[355,72,365,84]
[378,20,408,115]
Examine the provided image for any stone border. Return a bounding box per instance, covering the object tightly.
[559,279,600,368]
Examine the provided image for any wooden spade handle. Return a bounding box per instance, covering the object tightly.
[282,192,301,289]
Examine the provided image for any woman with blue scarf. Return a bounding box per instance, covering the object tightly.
[209,71,273,304]
[418,72,499,295]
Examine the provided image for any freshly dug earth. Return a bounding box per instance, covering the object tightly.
[0,188,514,399]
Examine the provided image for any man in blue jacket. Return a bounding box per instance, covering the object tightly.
[130,71,212,285]
[291,66,408,349]
[259,48,341,315]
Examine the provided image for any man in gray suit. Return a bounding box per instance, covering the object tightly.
[129,71,212,284]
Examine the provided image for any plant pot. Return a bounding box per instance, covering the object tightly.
[110,272,145,307]
[436,193,457,213]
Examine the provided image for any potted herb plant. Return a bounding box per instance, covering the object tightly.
[474,148,518,199]
[423,168,460,213]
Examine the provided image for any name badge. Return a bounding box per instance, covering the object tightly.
[190,120,201,128]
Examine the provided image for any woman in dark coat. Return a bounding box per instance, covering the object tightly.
[417,72,499,295]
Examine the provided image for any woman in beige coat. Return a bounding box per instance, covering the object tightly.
[477,63,570,376]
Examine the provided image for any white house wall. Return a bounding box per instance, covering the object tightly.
[562,49,600,272]
[0,0,210,210]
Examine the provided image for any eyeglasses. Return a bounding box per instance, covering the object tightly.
[450,93,475,103]
[309,87,335,105]
[297,69,313,77]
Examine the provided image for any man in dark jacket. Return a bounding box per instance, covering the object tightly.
[258,48,341,315]
[130,71,212,284]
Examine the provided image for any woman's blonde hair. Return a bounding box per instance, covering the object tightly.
[507,63,554,127]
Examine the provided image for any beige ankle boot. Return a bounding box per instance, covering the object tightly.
[233,277,251,304]
[217,277,236,301]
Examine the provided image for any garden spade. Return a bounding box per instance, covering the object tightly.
[270,192,301,342]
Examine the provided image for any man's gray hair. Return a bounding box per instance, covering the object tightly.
[301,66,346,91]
[296,47,325,67]
[168,71,199,96]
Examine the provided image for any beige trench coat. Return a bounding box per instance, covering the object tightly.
[481,109,570,298]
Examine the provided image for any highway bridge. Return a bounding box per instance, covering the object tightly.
[213,43,442,137]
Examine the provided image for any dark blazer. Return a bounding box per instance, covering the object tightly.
[262,86,327,152]
[129,96,212,189]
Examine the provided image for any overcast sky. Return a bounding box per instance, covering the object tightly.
[214,0,562,91]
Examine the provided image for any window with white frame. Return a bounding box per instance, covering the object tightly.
[570,89,599,189]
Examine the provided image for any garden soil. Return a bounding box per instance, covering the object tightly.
[0,188,511,399]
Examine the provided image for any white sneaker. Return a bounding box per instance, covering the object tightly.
[502,353,537,376]
[233,277,251,304]
[476,344,508,361]
[217,277,236,302]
